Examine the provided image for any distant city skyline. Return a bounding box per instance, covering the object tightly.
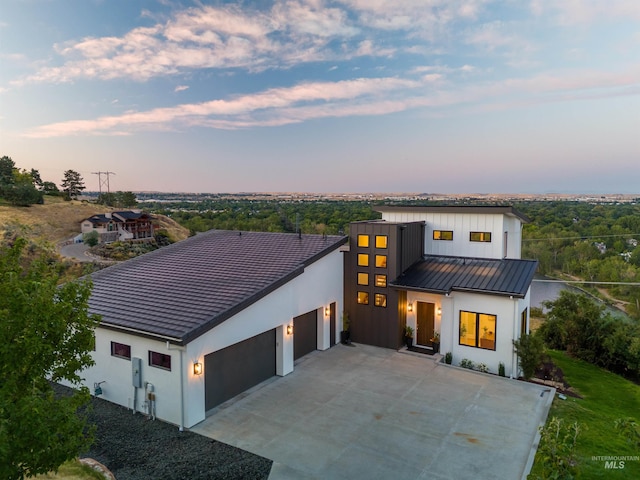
[2,1,639,194]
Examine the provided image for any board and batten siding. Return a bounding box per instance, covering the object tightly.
[380,211,522,259]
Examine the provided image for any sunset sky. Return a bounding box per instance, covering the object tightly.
[2,1,639,193]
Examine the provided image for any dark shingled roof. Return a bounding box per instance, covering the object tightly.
[391,255,538,298]
[85,211,150,224]
[88,230,347,344]
[375,205,530,223]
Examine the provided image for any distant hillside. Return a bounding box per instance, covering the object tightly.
[0,196,189,246]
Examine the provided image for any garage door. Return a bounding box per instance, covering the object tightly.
[204,329,276,411]
[294,310,317,360]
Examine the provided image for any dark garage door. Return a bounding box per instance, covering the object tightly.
[204,329,276,411]
[294,310,317,360]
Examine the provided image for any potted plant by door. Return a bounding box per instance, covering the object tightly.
[404,325,414,348]
[430,332,440,353]
[340,312,351,345]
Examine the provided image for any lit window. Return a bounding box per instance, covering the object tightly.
[375,235,388,249]
[374,294,387,307]
[459,311,496,350]
[357,273,369,285]
[357,234,369,248]
[521,308,528,336]
[357,291,369,304]
[470,232,492,242]
[375,255,387,268]
[111,342,131,360]
[149,351,172,370]
[357,254,369,267]
[375,274,387,287]
[433,230,453,241]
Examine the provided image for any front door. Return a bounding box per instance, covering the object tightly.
[416,302,435,347]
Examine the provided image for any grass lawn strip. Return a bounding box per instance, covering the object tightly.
[530,350,640,478]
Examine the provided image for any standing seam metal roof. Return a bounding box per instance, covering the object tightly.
[88,230,347,344]
[390,255,538,298]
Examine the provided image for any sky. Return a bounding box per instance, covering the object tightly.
[1,0,639,194]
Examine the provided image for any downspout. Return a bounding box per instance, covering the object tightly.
[510,296,517,379]
[167,341,186,432]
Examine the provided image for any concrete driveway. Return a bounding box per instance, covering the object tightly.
[192,344,553,480]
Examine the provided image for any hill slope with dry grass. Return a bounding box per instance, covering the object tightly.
[0,196,189,246]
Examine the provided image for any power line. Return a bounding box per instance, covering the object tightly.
[532,280,640,286]
[523,233,640,242]
[92,171,116,196]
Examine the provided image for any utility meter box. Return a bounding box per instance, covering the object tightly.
[132,357,142,388]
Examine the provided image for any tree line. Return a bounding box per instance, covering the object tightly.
[1,156,137,207]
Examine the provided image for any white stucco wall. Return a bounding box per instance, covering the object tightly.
[409,290,530,378]
[72,247,344,429]
[66,329,184,427]
[380,211,523,259]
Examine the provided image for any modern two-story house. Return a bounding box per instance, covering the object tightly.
[344,206,537,377]
[70,204,536,428]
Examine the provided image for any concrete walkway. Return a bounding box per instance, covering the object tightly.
[192,344,553,480]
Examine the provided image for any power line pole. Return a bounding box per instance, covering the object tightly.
[92,171,116,196]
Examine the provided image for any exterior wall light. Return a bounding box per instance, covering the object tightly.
[407,302,413,313]
[193,362,203,375]
[325,306,331,317]
[437,307,442,316]
[287,325,293,335]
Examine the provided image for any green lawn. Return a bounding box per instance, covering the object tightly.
[530,350,640,479]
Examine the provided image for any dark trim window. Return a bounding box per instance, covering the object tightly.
[374,293,387,307]
[357,291,369,305]
[470,232,492,242]
[375,274,387,287]
[433,230,453,241]
[459,311,496,350]
[521,308,528,336]
[375,255,387,268]
[357,272,369,286]
[357,254,369,267]
[357,234,369,248]
[375,235,388,249]
[149,351,172,371]
[111,342,131,360]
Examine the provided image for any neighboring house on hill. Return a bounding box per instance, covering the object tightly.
[72,230,346,429]
[344,206,537,377]
[81,210,155,243]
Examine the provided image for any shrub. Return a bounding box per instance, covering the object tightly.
[513,333,545,380]
[444,352,452,364]
[498,362,506,377]
[476,363,489,373]
[83,230,99,247]
[459,358,474,369]
[532,417,581,480]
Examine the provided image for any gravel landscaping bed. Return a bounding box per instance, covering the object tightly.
[54,384,272,480]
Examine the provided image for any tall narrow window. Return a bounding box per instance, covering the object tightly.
[357,234,369,247]
[433,230,453,241]
[521,308,528,336]
[375,255,387,268]
[357,273,369,286]
[357,254,369,267]
[375,235,388,249]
